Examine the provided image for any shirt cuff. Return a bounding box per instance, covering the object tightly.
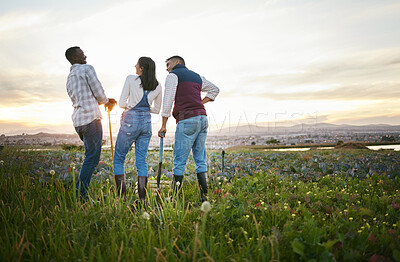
[206,94,216,101]
[161,112,171,118]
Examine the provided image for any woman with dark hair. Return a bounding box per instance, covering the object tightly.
[113,57,162,203]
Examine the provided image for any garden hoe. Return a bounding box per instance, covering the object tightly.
[157,133,164,190]
[107,108,114,159]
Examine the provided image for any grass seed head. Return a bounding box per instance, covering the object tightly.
[201,201,212,213]
[141,211,150,220]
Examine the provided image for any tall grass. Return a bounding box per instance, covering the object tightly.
[1,148,399,261]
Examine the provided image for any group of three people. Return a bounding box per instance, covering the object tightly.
[65,46,219,203]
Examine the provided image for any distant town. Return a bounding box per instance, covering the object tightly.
[1,123,400,150]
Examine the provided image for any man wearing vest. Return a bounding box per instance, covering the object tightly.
[158,56,219,202]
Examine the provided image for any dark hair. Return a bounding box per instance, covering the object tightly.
[65,46,80,63]
[165,55,185,65]
[138,57,159,91]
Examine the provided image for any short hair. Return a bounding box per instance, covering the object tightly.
[65,46,80,62]
[166,55,185,65]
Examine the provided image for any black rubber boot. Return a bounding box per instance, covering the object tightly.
[131,176,148,210]
[114,174,126,201]
[197,172,208,202]
[173,175,183,197]
[138,176,148,202]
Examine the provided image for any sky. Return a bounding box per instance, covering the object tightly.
[0,0,400,135]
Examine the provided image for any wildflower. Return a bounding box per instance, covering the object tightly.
[292,214,296,217]
[368,233,376,244]
[349,217,353,221]
[70,162,76,168]
[214,189,222,194]
[49,170,55,176]
[176,181,181,187]
[201,201,211,213]
[0,160,4,165]
[141,211,150,220]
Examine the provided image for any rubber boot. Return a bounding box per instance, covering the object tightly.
[138,176,148,202]
[197,172,208,202]
[131,176,148,210]
[114,174,126,201]
[173,175,183,196]
[165,175,183,203]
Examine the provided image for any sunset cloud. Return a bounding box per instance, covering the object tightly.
[0,0,399,134]
[256,83,400,101]
[0,70,66,107]
[247,49,400,87]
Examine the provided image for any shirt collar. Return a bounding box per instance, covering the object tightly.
[172,64,186,70]
[70,63,85,71]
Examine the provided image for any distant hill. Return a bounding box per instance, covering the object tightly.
[3,128,61,136]
[209,123,400,136]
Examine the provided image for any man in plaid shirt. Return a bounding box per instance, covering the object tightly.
[65,46,116,199]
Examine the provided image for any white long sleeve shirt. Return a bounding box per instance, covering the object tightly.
[119,75,162,114]
[161,74,219,118]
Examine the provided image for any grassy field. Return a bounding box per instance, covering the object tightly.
[1,147,399,261]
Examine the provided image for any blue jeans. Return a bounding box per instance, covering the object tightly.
[113,110,152,177]
[173,115,208,177]
[75,119,103,198]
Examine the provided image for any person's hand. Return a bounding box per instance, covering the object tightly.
[202,97,213,104]
[158,127,166,138]
[105,98,117,111]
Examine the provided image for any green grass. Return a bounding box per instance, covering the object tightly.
[0,148,400,261]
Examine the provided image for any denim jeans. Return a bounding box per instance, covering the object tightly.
[173,115,208,177]
[113,110,152,177]
[74,119,103,198]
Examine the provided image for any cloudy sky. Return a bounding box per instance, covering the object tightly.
[0,0,399,135]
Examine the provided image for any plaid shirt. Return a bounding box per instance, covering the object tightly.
[66,64,109,127]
